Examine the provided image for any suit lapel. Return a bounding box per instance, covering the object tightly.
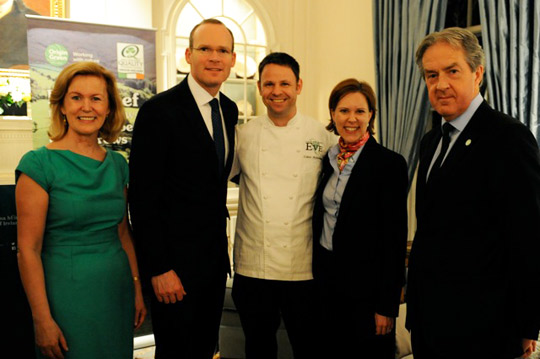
[176,78,216,148]
[337,137,378,220]
[313,154,333,240]
[174,78,228,183]
[428,101,489,184]
[415,126,441,221]
[418,128,441,188]
[416,102,490,222]
[318,154,333,194]
[176,78,240,180]
[220,92,237,174]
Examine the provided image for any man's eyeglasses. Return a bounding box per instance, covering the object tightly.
[192,47,232,58]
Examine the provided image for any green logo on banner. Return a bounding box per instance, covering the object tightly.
[121,45,139,58]
[45,44,69,67]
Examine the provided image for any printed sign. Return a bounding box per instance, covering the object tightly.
[27,16,157,159]
[117,43,145,79]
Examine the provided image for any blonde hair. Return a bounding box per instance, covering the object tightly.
[48,61,125,142]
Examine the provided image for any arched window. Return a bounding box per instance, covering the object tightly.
[174,0,269,124]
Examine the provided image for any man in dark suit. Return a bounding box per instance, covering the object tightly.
[129,18,238,359]
[406,27,540,359]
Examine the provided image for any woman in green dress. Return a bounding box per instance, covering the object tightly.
[16,61,146,359]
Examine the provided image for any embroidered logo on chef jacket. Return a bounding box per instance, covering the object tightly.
[305,139,324,157]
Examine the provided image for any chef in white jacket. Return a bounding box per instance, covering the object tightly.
[230,52,336,359]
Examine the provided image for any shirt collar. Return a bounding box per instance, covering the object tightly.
[441,93,483,132]
[328,140,364,171]
[187,73,219,106]
[264,112,301,127]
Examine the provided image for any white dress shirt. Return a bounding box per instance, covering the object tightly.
[187,74,229,159]
[427,93,483,179]
[319,143,365,251]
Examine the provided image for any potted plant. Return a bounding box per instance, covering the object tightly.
[0,76,31,116]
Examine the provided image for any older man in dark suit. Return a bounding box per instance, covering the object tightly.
[406,27,540,359]
[129,18,238,359]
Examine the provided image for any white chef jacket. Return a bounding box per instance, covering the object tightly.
[232,113,336,280]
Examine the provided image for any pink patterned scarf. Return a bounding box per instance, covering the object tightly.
[337,132,370,172]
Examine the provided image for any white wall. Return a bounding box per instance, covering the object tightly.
[253,0,375,124]
[67,0,375,125]
[304,1,376,124]
[151,0,375,125]
[69,0,153,29]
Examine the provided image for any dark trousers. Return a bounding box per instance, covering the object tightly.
[315,245,395,359]
[151,270,227,359]
[410,327,446,359]
[231,273,316,359]
[410,325,524,359]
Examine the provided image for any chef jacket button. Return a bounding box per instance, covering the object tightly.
[293,173,298,177]
[289,196,293,200]
[284,222,289,225]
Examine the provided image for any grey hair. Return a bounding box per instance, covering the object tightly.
[415,27,485,77]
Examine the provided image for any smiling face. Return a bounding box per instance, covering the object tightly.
[332,91,372,144]
[422,41,483,121]
[61,75,109,139]
[257,63,303,124]
[185,23,236,97]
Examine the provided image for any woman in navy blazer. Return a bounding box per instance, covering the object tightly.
[312,79,408,358]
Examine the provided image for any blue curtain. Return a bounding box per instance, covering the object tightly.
[479,0,540,143]
[373,0,448,184]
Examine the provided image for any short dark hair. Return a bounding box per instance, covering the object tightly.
[189,18,235,52]
[327,78,377,136]
[258,52,300,82]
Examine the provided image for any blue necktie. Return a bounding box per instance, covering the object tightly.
[210,98,225,177]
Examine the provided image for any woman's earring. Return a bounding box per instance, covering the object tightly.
[63,114,68,126]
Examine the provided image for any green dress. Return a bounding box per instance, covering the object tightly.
[16,147,134,359]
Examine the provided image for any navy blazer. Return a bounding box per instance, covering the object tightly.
[407,101,540,356]
[128,77,238,284]
[312,136,408,318]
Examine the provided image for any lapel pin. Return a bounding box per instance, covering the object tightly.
[465,139,472,146]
